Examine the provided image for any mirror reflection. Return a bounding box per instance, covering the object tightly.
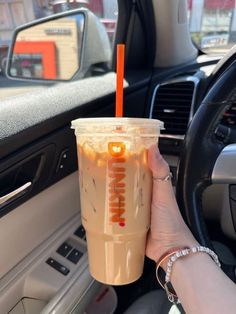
[10,13,84,81]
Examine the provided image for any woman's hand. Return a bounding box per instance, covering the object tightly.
[146,145,198,263]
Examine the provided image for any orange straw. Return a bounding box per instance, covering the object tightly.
[116,44,125,117]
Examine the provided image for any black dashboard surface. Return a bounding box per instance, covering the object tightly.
[0,73,118,160]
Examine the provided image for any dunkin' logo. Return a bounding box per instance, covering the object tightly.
[108,142,126,227]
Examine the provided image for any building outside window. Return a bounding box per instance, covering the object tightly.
[188,0,236,52]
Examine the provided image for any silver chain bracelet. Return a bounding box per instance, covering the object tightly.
[156,245,221,304]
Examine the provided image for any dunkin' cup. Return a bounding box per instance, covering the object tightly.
[72,117,164,285]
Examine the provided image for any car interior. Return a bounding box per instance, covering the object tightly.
[1,0,236,313]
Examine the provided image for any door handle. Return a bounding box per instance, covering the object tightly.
[0,182,32,206]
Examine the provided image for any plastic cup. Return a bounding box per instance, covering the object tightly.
[71,117,164,285]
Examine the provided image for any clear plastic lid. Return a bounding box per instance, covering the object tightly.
[71,118,164,137]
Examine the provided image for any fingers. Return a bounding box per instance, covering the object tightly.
[148,145,178,208]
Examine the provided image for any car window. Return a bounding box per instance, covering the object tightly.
[188,0,236,55]
[0,0,118,99]
[49,0,118,44]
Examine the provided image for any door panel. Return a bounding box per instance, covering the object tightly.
[0,173,92,313]
[0,173,79,279]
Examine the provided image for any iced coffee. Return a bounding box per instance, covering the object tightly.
[72,118,163,285]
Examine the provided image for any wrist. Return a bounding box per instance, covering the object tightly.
[160,236,199,271]
[155,245,221,305]
[150,229,198,267]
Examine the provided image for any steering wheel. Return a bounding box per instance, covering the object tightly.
[176,56,236,282]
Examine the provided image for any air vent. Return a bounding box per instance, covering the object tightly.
[222,103,236,128]
[150,78,198,135]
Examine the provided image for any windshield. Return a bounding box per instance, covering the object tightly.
[188,0,236,55]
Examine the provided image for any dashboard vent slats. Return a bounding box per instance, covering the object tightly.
[151,79,197,135]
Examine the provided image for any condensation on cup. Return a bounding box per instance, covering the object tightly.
[72,118,164,285]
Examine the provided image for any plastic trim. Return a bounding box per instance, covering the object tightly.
[212,144,236,184]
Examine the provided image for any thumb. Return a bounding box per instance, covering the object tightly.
[148,145,177,207]
[148,145,170,179]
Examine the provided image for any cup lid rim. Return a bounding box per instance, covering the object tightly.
[71,117,164,129]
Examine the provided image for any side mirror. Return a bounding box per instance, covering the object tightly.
[6,9,111,82]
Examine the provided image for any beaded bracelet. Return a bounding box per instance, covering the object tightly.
[156,246,221,304]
